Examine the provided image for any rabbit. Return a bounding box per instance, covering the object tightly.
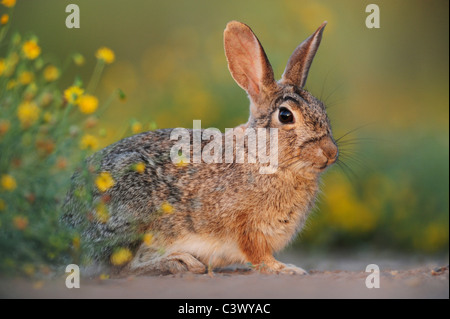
[62,20,338,276]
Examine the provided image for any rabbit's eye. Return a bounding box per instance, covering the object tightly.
[278,107,294,124]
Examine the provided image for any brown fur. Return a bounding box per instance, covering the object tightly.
[62,21,338,276]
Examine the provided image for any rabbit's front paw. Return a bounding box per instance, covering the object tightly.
[279,263,308,275]
[257,259,308,275]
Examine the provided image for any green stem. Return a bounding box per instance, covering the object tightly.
[96,89,118,118]
[86,60,104,94]
[55,103,74,144]
[0,7,14,45]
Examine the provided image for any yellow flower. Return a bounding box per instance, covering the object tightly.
[99,273,110,280]
[1,174,17,191]
[17,101,40,128]
[1,0,15,7]
[22,40,41,60]
[421,223,448,252]
[0,59,5,76]
[80,134,99,150]
[110,248,132,266]
[64,86,84,104]
[0,199,6,211]
[95,202,109,223]
[18,71,34,85]
[1,14,8,25]
[27,83,38,97]
[72,53,85,66]
[175,155,189,168]
[4,52,18,77]
[43,112,53,123]
[6,80,16,90]
[134,162,146,174]
[43,65,59,82]
[0,119,10,136]
[161,202,174,214]
[143,233,154,246]
[96,47,115,64]
[131,121,143,134]
[13,216,29,230]
[95,171,115,192]
[78,94,99,114]
[72,235,80,250]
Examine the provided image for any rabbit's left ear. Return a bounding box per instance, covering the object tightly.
[224,21,276,100]
[281,22,327,88]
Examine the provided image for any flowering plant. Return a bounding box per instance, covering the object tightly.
[0,1,119,276]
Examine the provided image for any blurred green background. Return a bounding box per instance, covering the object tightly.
[8,0,449,254]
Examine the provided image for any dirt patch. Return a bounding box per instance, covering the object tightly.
[1,265,448,299]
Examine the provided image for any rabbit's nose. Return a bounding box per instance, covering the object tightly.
[319,136,338,165]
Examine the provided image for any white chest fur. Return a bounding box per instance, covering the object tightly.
[168,234,247,267]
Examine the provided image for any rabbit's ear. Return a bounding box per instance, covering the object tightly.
[281,22,327,88]
[224,21,276,99]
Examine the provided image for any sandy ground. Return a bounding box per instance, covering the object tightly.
[1,251,448,299]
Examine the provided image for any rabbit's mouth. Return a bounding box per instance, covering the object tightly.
[292,135,338,173]
[311,163,329,173]
[313,154,338,172]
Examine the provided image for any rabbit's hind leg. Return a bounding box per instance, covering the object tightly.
[162,252,207,274]
[124,244,206,276]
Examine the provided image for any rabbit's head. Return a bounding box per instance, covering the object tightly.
[224,21,338,175]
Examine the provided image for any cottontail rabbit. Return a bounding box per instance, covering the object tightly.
[62,21,338,276]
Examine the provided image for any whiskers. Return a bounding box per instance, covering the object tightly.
[334,125,375,182]
[277,124,375,178]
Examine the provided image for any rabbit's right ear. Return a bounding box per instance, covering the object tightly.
[281,22,327,88]
[224,21,276,100]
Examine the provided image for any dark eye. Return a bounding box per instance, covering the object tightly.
[278,107,294,124]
